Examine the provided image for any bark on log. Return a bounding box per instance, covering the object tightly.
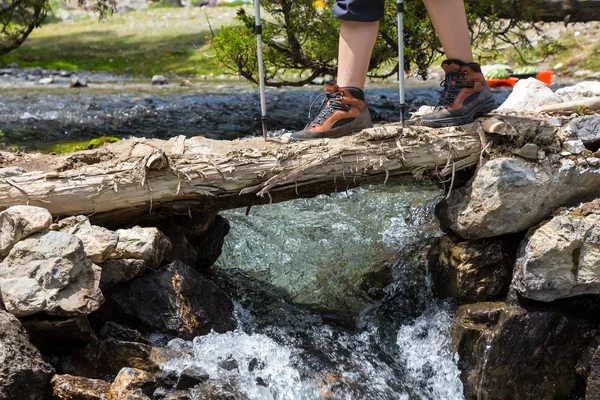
[0,116,545,226]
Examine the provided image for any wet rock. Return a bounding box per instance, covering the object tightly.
[99,259,145,291]
[175,366,209,390]
[71,77,88,88]
[571,115,600,148]
[96,261,236,340]
[429,234,516,304]
[22,316,96,351]
[452,303,596,400]
[218,355,239,371]
[0,231,104,317]
[511,201,600,302]
[108,368,154,400]
[151,75,168,85]
[98,322,150,345]
[556,81,600,101]
[165,232,197,267]
[55,216,119,263]
[587,347,600,399]
[189,380,249,400]
[513,143,540,160]
[39,77,54,85]
[0,310,54,399]
[0,205,52,256]
[497,78,562,112]
[437,157,600,239]
[107,226,171,268]
[51,374,110,400]
[564,139,586,155]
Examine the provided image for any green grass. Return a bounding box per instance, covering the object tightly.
[0,6,250,77]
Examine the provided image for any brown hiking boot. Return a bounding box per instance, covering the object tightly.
[291,82,373,141]
[420,60,497,128]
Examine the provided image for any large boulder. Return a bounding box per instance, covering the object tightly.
[0,310,54,400]
[51,374,111,400]
[0,205,52,256]
[54,216,119,264]
[0,231,104,317]
[452,303,596,400]
[99,259,145,291]
[96,261,236,340]
[429,234,516,304]
[107,226,171,268]
[22,316,96,352]
[497,78,563,112]
[511,200,600,302]
[437,157,600,239]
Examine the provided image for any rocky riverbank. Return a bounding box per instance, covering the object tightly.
[0,78,599,399]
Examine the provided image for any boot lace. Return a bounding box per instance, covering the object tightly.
[436,70,473,109]
[306,91,350,127]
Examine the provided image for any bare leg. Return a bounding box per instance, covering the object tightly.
[336,20,379,89]
[422,0,473,62]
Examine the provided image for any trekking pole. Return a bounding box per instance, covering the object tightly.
[397,0,408,128]
[254,0,268,140]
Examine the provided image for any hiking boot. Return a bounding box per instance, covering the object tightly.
[291,82,373,141]
[420,60,497,128]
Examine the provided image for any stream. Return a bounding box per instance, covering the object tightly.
[0,75,514,399]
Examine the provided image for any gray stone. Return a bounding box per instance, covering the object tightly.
[56,216,118,263]
[497,78,562,112]
[511,201,600,302]
[38,77,54,85]
[571,115,600,147]
[99,259,145,290]
[561,150,572,156]
[0,167,26,178]
[108,226,171,268]
[514,143,540,160]
[0,310,54,400]
[586,72,600,81]
[151,75,168,85]
[70,77,88,88]
[556,81,600,101]
[564,139,587,155]
[588,158,600,167]
[436,157,600,239]
[0,205,52,256]
[0,231,104,317]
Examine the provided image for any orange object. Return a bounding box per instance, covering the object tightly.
[535,71,553,85]
[486,71,553,88]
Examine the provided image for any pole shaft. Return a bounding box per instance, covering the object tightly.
[397,0,406,127]
[254,0,268,139]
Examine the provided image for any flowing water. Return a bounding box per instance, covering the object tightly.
[0,74,491,399]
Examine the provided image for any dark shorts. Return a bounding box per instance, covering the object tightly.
[332,0,386,22]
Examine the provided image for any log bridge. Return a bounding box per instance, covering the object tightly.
[0,115,544,226]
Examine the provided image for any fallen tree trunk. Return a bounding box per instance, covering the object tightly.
[0,116,545,226]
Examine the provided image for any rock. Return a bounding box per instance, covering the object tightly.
[189,215,230,270]
[165,232,197,267]
[22,316,96,351]
[175,366,209,390]
[436,157,600,239]
[587,347,600,399]
[0,205,52,256]
[513,143,540,160]
[0,310,54,400]
[511,202,600,302]
[428,234,516,304]
[0,231,104,317]
[564,139,587,155]
[108,226,171,268]
[571,115,600,147]
[55,216,119,263]
[452,303,596,400]
[60,70,72,77]
[99,259,145,291]
[556,81,600,101]
[151,75,168,85]
[586,72,600,81]
[39,77,54,84]
[108,368,154,400]
[51,374,111,400]
[180,80,192,87]
[497,78,562,112]
[0,166,26,178]
[96,261,236,340]
[553,62,564,70]
[98,322,150,345]
[588,158,600,167]
[70,77,88,88]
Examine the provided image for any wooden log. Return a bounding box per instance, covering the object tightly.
[0,116,550,226]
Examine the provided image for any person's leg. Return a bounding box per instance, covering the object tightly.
[420,0,497,127]
[336,20,379,90]
[422,0,473,63]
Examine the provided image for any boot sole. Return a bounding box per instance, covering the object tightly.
[419,98,498,128]
[291,108,373,141]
